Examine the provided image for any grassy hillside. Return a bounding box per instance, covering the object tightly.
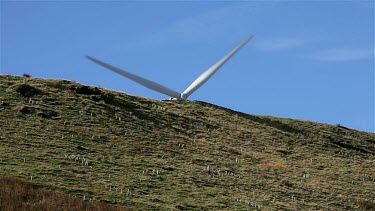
[0,74,374,210]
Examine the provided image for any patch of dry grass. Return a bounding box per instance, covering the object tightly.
[0,176,127,211]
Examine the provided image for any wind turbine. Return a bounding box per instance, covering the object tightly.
[87,35,252,100]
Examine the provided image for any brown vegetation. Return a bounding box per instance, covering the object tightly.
[355,198,375,210]
[0,177,126,211]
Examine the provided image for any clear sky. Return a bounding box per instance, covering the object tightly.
[1,1,374,132]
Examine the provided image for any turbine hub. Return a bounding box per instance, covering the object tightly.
[179,93,188,100]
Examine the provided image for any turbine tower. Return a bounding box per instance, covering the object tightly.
[87,35,252,100]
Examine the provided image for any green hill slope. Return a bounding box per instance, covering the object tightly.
[0,74,374,210]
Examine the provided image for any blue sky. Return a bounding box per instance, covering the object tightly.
[1,1,374,132]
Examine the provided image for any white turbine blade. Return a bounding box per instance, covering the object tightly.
[181,35,252,99]
[86,56,181,99]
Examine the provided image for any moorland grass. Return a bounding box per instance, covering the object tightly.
[0,74,374,210]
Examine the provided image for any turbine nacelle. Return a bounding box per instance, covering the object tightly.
[87,35,252,100]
